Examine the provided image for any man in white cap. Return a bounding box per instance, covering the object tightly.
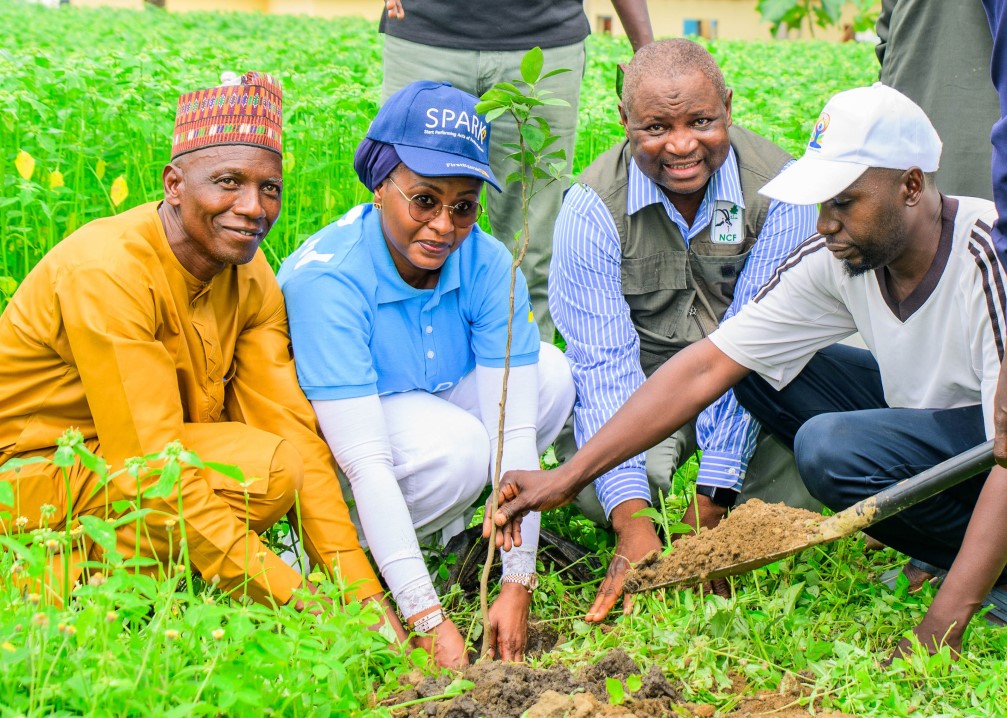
[487,84,1007,655]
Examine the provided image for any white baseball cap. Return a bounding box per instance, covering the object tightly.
[759,83,942,205]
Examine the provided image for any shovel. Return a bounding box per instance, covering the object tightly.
[626,439,995,592]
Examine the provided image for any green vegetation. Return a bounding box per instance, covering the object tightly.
[0,0,876,306]
[6,2,1004,717]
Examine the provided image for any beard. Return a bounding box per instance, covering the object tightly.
[841,208,908,278]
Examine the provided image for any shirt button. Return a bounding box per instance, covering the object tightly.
[425,325,433,334]
[427,350,435,359]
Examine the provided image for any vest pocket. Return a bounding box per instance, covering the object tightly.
[620,251,689,294]
[689,245,754,308]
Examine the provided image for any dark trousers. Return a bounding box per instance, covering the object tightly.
[734,344,1002,581]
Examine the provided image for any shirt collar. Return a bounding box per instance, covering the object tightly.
[366,206,462,304]
[627,147,745,238]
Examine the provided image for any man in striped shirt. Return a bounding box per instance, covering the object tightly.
[549,39,817,620]
[492,84,1006,656]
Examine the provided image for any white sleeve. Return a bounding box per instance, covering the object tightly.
[312,395,439,618]
[475,362,541,575]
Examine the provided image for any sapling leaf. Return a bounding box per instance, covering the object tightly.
[520,46,544,85]
[541,97,571,106]
[495,82,523,95]
[485,107,508,123]
[626,673,643,693]
[520,123,546,152]
[540,67,572,80]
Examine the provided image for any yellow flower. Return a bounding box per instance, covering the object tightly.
[211,629,225,641]
[49,170,64,189]
[105,611,119,623]
[14,150,35,181]
[0,642,15,652]
[31,613,48,627]
[164,629,180,641]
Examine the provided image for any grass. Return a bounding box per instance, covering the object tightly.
[3,1,1002,716]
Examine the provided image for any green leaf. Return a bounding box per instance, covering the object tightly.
[485,107,508,123]
[606,677,625,705]
[519,47,544,85]
[540,68,572,80]
[73,443,108,477]
[53,445,76,468]
[444,678,475,697]
[145,462,180,499]
[626,674,643,693]
[0,455,49,474]
[204,461,246,483]
[632,507,663,521]
[79,515,117,554]
[520,123,547,152]
[0,481,13,508]
[540,97,571,107]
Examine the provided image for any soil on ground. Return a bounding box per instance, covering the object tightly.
[386,649,857,717]
[624,500,825,593]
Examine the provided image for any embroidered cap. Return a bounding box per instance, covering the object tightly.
[361,80,501,191]
[171,71,282,160]
[759,83,942,205]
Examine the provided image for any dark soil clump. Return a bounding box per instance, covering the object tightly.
[387,649,681,717]
[387,651,858,717]
[624,500,825,593]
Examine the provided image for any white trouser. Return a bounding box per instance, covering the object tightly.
[340,342,574,548]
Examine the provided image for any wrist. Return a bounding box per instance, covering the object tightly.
[406,604,444,630]
[611,499,655,533]
[695,484,739,509]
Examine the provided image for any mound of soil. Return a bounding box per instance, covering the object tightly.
[386,650,857,717]
[624,500,825,593]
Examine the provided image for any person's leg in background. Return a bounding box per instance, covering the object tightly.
[476,42,586,342]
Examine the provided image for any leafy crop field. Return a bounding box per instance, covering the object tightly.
[2,1,1006,716]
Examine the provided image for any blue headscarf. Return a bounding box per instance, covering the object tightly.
[353,138,401,191]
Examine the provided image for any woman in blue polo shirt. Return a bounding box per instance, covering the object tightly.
[278,81,574,667]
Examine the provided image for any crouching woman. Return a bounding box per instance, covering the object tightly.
[278,81,574,667]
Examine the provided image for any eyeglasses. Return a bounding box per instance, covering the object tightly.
[385,178,483,228]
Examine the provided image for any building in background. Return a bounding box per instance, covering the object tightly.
[44,0,867,41]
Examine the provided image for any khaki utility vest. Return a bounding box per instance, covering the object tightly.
[579,127,792,376]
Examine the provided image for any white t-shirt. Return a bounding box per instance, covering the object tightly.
[710,196,1004,437]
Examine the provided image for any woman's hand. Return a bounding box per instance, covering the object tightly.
[409,615,469,669]
[484,583,532,661]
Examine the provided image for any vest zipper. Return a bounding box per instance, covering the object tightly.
[688,306,707,338]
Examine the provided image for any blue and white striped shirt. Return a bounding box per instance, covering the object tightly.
[549,149,817,516]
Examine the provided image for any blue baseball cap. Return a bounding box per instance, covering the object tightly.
[365,81,501,191]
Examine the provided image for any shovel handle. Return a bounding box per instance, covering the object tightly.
[819,439,995,539]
